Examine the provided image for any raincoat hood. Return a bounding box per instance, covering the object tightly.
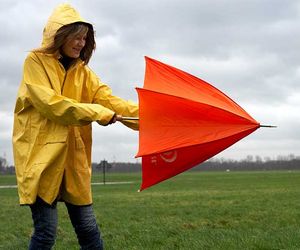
[42,3,92,47]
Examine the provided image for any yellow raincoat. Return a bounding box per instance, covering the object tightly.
[13,4,139,205]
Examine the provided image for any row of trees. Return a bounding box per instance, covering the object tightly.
[93,155,300,173]
[1,155,300,175]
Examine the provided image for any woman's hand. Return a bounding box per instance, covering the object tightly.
[115,114,123,122]
[110,114,123,124]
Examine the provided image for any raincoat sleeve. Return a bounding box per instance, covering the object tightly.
[23,53,115,126]
[90,71,139,131]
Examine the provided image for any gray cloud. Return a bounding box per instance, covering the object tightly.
[1,0,299,165]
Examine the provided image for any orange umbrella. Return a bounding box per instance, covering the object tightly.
[133,57,272,191]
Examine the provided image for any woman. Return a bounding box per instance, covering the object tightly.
[12,4,138,249]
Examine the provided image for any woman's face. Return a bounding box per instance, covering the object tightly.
[61,30,88,58]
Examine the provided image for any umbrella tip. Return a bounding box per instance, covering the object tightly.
[260,124,277,128]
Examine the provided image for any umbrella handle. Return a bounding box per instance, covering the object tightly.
[121,117,139,121]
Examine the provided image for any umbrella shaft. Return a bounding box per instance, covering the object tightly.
[260,125,277,128]
[122,117,139,121]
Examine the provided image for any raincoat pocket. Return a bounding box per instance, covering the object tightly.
[37,132,68,145]
[25,135,68,204]
[73,128,89,171]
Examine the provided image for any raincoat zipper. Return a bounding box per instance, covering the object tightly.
[60,60,77,94]
[61,71,68,94]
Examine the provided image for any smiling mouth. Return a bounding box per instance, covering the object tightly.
[73,48,81,53]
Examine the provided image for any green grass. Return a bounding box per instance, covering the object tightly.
[1,171,300,249]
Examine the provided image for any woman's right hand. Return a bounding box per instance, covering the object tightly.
[110,114,123,124]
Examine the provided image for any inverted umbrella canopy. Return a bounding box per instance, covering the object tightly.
[136,57,260,191]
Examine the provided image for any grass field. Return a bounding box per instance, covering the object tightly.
[0,171,300,250]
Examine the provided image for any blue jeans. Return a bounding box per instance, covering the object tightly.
[29,197,103,250]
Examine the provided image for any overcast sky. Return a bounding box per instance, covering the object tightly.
[1,0,299,165]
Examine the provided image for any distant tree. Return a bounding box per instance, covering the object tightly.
[0,157,8,168]
[245,155,254,162]
[97,160,112,184]
[97,160,112,172]
[255,155,262,163]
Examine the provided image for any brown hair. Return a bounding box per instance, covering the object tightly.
[34,22,96,64]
